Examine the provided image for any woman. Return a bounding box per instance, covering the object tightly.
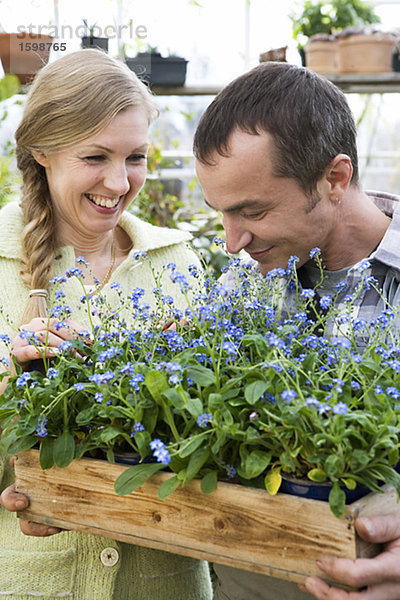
[0,49,212,600]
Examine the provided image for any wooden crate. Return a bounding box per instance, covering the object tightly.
[14,449,399,585]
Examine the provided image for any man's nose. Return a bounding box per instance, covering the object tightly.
[223,215,253,255]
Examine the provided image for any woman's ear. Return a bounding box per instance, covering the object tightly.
[31,150,49,168]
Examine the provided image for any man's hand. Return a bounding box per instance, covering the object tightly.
[301,513,400,599]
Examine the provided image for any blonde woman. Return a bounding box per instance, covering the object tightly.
[0,49,212,600]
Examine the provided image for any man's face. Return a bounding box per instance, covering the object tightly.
[195,130,336,274]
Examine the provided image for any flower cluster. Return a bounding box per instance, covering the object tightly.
[1,249,400,518]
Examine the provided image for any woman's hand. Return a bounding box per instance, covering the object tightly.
[11,317,87,368]
[0,459,61,536]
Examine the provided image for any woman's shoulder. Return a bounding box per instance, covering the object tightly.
[0,201,23,259]
[119,211,192,252]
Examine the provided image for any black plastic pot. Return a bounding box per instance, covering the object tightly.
[125,52,188,86]
[81,36,109,52]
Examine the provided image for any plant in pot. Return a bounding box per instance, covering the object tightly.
[336,26,397,73]
[290,0,381,73]
[80,20,109,52]
[1,247,400,519]
[124,45,188,87]
[0,31,54,84]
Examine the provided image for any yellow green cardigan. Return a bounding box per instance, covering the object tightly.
[0,201,212,600]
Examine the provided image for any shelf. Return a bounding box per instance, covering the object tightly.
[151,73,400,96]
[325,72,400,93]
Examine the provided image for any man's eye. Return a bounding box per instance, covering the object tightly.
[244,211,266,219]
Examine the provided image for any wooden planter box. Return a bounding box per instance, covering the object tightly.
[14,450,399,586]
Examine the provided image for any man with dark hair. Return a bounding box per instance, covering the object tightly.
[194,62,400,599]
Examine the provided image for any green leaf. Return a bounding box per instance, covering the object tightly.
[158,475,181,499]
[265,469,282,495]
[329,482,346,518]
[184,448,210,482]
[349,449,370,471]
[179,435,204,458]
[207,393,223,411]
[39,436,54,469]
[244,380,269,405]
[185,396,203,417]
[307,468,327,482]
[145,371,169,404]
[241,450,272,479]
[162,388,185,410]
[341,477,357,490]
[201,471,218,494]
[114,463,164,495]
[186,365,216,387]
[324,454,343,478]
[54,431,75,468]
[7,435,36,455]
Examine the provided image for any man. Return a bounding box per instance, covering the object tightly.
[193,62,400,600]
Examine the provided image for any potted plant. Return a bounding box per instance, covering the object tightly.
[1,246,400,522]
[124,45,188,86]
[290,0,381,71]
[80,20,109,52]
[336,27,397,73]
[0,31,54,84]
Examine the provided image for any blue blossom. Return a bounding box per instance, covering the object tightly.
[0,334,11,344]
[94,392,104,403]
[300,288,315,299]
[309,247,321,259]
[356,259,371,273]
[133,251,147,260]
[16,372,32,388]
[249,411,258,421]
[281,389,297,402]
[333,401,348,415]
[194,413,211,428]
[225,465,237,479]
[73,383,85,391]
[89,371,115,385]
[319,295,332,310]
[150,439,171,465]
[47,367,59,379]
[131,422,145,435]
[36,416,48,437]
[129,374,145,390]
[50,275,67,284]
[76,256,89,266]
[110,282,121,290]
[351,380,361,391]
[169,373,181,385]
[65,267,84,278]
[212,237,225,246]
[222,341,237,355]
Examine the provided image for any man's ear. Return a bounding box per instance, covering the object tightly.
[31,150,49,168]
[325,154,353,201]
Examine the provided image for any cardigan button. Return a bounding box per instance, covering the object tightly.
[100,547,119,567]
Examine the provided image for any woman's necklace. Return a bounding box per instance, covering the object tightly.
[98,241,116,289]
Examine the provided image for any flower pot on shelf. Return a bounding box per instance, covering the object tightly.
[81,36,109,52]
[0,33,53,84]
[280,473,370,503]
[304,34,338,74]
[125,52,188,86]
[14,449,398,588]
[337,30,397,73]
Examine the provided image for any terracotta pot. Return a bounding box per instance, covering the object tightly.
[304,39,339,74]
[338,32,397,73]
[0,32,53,84]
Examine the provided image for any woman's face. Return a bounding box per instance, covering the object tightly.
[34,106,150,244]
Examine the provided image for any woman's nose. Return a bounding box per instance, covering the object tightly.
[103,163,130,196]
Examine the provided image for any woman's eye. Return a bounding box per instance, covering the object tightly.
[129,154,147,162]
[84,155,105,162]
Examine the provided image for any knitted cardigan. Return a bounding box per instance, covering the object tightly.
[0,201,212,600]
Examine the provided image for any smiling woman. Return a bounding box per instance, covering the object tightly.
[0,49,212,600]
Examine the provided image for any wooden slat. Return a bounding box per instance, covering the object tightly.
[14,450,398,584]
